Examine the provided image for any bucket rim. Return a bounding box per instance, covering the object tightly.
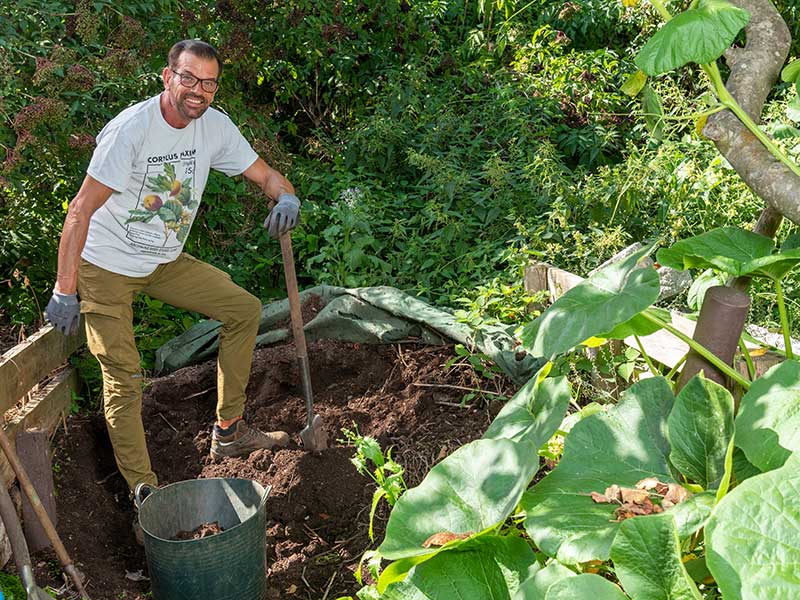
[139,477,271,543]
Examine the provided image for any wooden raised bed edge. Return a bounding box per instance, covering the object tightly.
[0,323,85,487]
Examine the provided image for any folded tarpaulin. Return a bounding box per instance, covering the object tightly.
[154,285,543,385]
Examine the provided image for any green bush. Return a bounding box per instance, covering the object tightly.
[2,0,799,380]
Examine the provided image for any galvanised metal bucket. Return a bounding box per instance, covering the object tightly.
[137,478,270,600]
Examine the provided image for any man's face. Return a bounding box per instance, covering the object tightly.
[162,52,219,124]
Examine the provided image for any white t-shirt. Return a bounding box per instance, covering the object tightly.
[82,94,258,277]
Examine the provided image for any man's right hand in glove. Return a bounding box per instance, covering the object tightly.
[45,290,80,335]
[264,193,301,239]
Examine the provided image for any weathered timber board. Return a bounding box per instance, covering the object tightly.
[0,324,84,413]
[0,367,76,487]
[17,428,58,552]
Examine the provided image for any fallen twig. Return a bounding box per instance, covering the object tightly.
[412,382,502,395]
[434,400,475,409]
[95,471,118,485]
[184,387,215,400]
[395,344,410,369]
[320,570,338,600]
[158,412,178,433]
[304,523,328,546]
[301,565,315,593]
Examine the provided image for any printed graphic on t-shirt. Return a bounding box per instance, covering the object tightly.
[123,154,198,254]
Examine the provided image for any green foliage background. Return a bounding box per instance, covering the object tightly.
[1,0,798,368]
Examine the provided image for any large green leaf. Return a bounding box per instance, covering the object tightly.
[514,563,575,600]
[545,574,629,599]
[381,536,538,600]
[378,438,539,560]
[732,447,761,482]
[706,454,800,600]
[520,245,659,357]
[656,226,800,281]
[656,227,773,276]
[482,370,571,447]
[634,0,750,76]
[599,307,671,340]
[735,360,800,472]
[686,269,725,311]
[669,492,715,537]
[610,513,702,600]
[667,375,734,489]
[744,248,800,280]
[522,377,675,563]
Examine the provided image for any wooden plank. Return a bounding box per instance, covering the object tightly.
[546,267,584,303]
[523,263,550,313]
[17,428,57,552]
[624,319,694,370]
[0,323,85,413]
[0,368,76,487]
[524,262,549,294]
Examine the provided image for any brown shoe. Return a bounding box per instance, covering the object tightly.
[210,420,289,459]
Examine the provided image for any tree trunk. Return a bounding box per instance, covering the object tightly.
[703,0,798,224]
[689,2,795,382]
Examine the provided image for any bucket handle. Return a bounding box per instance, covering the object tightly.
[259,484,272,512]
[134,483,157,511]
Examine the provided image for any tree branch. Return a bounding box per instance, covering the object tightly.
[702,0,800,225]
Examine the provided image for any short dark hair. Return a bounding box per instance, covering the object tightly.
[167,40,222,76]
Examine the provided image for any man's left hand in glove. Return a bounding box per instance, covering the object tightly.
[45,290,81,335]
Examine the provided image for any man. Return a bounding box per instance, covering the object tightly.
[44,40,299,494]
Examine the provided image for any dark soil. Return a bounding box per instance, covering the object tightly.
[36,307,512,599]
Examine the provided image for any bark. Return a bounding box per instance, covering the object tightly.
[732,205,784,289]
[702,0,800,224]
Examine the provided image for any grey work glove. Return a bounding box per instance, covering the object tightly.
[264,193,300,239]
[45,290,80,335]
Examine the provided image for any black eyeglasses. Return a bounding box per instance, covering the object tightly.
[171,69,219,93]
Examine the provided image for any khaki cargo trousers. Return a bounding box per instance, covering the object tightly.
[78,254,261,491]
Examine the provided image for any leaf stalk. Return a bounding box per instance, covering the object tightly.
[641,310,751,389]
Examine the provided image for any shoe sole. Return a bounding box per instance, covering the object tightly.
[210,445,280,460]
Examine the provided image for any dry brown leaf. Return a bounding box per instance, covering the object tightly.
[620,487,650,504]
[591,491,611,503]
[664,483,690,506]
[604,484,622,502]
[635,477,661,491]
[614,497,661,521]
[422,531,473,548]
[654,482,670,496]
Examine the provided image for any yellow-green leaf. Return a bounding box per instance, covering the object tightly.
[695,113,708,137]
[582,336,607,348]
[621,70,648,97]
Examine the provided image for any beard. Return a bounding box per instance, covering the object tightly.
[175,92,209,121]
